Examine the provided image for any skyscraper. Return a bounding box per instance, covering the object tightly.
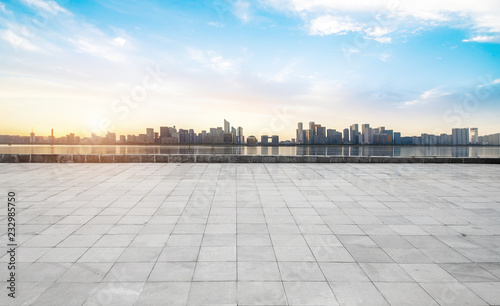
[237,126,244,144]
[452,128,469,145]
[470,128,478,144]
[146,128,154,144]
[297,122,304,144]
[343,128,349,144]
[350,124,359,144]
[361,124,370,144]
[224,119,230,134]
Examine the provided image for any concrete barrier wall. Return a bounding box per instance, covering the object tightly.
[0,154,499,164]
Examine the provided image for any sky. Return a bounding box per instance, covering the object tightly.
[0,0,499,139]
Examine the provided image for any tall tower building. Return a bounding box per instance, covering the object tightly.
[146,128,154,144]
[30,128,35,143]
[350,124,359,144]
[343,128,349,144]
[237,126,244,144]
[361,124,370,144]
[470,128,478,144]
[297,122,304,144]
[224,119,230,134]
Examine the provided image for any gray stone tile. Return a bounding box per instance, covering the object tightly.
[193,261,237,281]
[346,247,393,263]
[279,262,326,281]
[441,263,498,282]
[375,282,439,306]
[274,247,316,261]
[330,282,389,306]
[420,282,487,306]
[78,248,125,263]
[238,282,287,305]
[238,246,276,261]
[103,262,154,282]
[32,282,98,306]
[117,247,162,262]
[188,281,237,305]
[148,262,196,281]
[400,264,458,283]
[84,282,144,306]
[464,282,500,305]
[137,282,190,305]
[284,281,338,305]
[238,261,281,281]
[198,246,236,261]
[310,246,355,262]
[359,263,413,282]
[18,262,72,282]
[319,263,370,282]
[58,262,113,282]
[158,247,200,261]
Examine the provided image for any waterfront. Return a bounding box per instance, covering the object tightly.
[1,144,500,158]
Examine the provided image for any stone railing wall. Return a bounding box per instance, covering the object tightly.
[1,154,499,163]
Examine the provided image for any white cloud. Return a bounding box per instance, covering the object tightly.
[262,0,500,43]
[112,37,126,47]
[309,15,363,36]
[402,88,450,107]
[234,0,251,23]
[463,35,500,43]
[0,29,40,51]
[0,2,12,14]
[20,0,69,15]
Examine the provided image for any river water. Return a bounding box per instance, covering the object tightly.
[1,145,499,158]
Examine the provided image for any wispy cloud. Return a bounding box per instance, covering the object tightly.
[402,88,450,107]
[463,35,500,43]
[262,0,500,43]
[187,48,238,74]
[20,0,69,15]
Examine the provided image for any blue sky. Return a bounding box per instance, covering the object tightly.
[1,0,499,139]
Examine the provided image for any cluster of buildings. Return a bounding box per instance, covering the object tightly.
[111,119,245,145]
[2,121,500,146]
[294,122,494,146]
[0,120,246,145]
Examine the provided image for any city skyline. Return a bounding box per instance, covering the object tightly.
[3,119,500,146]
[1,1,500,138]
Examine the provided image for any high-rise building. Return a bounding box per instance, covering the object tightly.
[224,119,230,134]
[146,128,154,144]
[309,121,315,130]
[350,124,359,144]
[470,128,478,144]
[30,131,35,143]
[237,126,244,144]
[271,135,279,146]
[297,122,304,144]
[343,128,349,144]
[107,131,116,144]
[394,132,401,145]
[361,124,370,144]
[189,129,195,143]
[452,128,469,145]
[261,135,269,145]
[160,126,170,138]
